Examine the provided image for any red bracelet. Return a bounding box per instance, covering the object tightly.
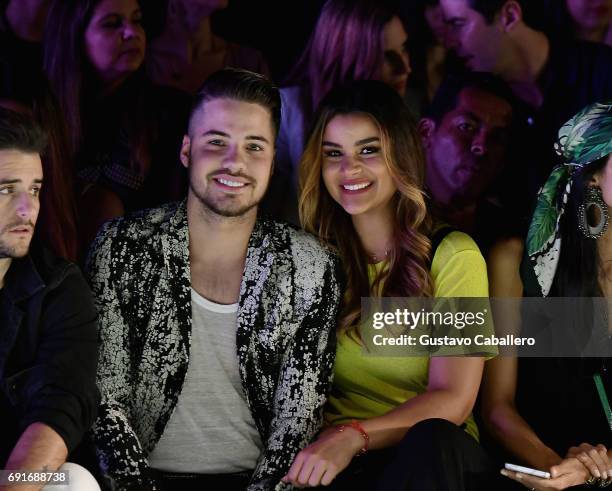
[335,420,369,456]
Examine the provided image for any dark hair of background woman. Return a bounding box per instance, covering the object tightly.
[553,156,608,297]
[42,0,153,178]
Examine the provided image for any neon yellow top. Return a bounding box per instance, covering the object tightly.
[324,230,489,441]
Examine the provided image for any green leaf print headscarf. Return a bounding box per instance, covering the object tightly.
[526,101,612,297]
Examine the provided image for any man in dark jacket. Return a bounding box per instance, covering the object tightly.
[441,0,612,207]
[0,109,100,490]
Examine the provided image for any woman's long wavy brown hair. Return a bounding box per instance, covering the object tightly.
[300,80,433,337]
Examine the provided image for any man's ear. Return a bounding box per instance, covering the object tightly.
[500,0,522,32]
[418,118,436,149]
[180,135,191,169]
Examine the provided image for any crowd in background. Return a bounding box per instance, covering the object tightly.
[1,0,612,490]
[1,0,611,259]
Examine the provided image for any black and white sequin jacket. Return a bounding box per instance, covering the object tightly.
[86,201,342,490]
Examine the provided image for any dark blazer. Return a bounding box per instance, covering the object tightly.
[86,201,342,490]
[0,245,99,464]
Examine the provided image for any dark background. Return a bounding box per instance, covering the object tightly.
[141,0,329,82]
[212,0,327,81]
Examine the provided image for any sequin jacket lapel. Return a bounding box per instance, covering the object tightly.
[87,201,341,490]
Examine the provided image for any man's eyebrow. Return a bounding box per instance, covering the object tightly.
[455,111,512,131]
[201,130,230,138]
[0,178,43,184]
[200,131,270,144]
[454,110,479,121]
[464,111,480,120]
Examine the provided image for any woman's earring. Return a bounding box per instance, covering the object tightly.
[578,186,609,239]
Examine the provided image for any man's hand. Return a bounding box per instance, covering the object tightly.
[282,427,363,488]
[501,457,590,490]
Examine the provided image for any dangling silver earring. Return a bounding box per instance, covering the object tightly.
[578,186,609,239]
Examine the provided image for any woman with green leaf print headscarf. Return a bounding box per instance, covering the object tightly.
[524,101,612,298]
[481,102,612,491]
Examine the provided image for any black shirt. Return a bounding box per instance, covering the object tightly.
[515,251,612,456]
[510,40,612,218]
[0,246,99,465]
[516,357,612,456]
[76,76,191,212]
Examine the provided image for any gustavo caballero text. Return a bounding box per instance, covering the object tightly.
[372,334,535,347]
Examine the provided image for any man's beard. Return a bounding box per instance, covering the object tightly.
[0,241,30,258]
[188,162,263,218]
[0,221,35,259]
[190,179,260,218]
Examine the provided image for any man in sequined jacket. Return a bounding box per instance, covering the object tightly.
[87,68,342,491]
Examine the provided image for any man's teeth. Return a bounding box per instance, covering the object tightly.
[218,178,245,187]
[343,182,371,191]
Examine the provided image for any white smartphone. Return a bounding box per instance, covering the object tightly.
[504,463,551,479]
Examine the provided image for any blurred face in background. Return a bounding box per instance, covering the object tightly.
[0,149,42,259]
[441,0,506,72]
[85,0,146,86]
[380,16,411,97]
[425,3,449,45]
[421,87,512,207]
[566,0,612,35]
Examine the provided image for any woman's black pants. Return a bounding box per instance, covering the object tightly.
[316,418,498,491]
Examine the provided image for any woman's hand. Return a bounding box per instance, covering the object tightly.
[282,426,364,488]
[501,457,590,490]
[566,443,611,480]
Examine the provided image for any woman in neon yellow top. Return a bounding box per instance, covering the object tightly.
[283,80,493,490]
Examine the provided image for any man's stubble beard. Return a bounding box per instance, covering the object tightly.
[0,220,35,259]
[187,153,269,219]
[188,166,262,219]
[189,180,260,218]
[0,238,31,259]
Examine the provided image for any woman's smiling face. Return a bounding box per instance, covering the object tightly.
[321,113,396,217]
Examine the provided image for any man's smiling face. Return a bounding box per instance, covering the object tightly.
[181,97,275,218]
